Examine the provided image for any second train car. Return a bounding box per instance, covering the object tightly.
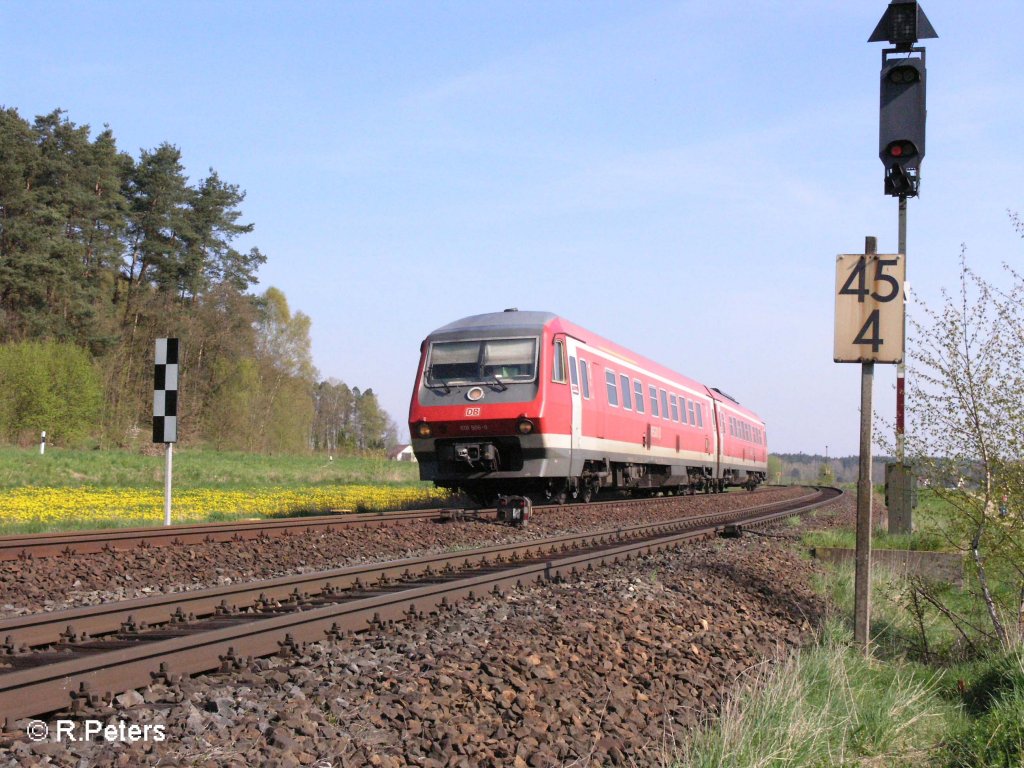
[408,310,767,504]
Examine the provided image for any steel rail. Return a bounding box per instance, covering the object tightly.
[0,488,840,723]
[0,508,453,561]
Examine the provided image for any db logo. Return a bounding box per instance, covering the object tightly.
[465,407,481,417]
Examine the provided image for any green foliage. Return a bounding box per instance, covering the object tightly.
[0,341,101,445]
[0,106,397,454]
[895,241,1024,648]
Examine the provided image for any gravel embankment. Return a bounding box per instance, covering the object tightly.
[3,489,846,768]
[0,487,810,617]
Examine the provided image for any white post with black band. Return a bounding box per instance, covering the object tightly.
[153,338,179,526]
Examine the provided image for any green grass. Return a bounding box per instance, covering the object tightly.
[681,543,1024,765]
[0,445,444,534]
[804,489,961,553]
[0,445,422,490]
[679,620,955,768]
[805,527,951,552]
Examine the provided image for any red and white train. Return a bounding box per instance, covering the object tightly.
[408,310,767,504]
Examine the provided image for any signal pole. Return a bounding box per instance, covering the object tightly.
[896,194,907,461]
[869,0,937,534]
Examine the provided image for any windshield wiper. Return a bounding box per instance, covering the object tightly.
[424,379,451,395]
[486,374,508,392]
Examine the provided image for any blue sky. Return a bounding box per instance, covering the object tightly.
[3,1,1022,455]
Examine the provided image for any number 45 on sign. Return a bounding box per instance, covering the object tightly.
[834,253,905,364]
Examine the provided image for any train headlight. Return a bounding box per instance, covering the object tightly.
[516,418,534,435]
[415,422,432,438]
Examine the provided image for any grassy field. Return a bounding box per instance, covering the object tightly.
[803,488,958,552]
[681,491,1024,767]
[681,563,1024,766]
[0,446,422,489]
[0,446,448,533]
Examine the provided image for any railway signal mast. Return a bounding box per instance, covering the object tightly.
[869,0,937,535]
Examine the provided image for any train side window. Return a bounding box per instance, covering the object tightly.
[580,359,591,399]
[669,394,679,422]
[605,370,619,407]
[660,389,669,420]
[552,340,566,383]
[695,403,704,428]
[569,355,578,387]
[648,385,659,417]
[634,380,645,414]
[619,374,633,410]
[686,399,695,426]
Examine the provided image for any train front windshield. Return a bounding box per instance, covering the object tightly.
[425,338,537,387]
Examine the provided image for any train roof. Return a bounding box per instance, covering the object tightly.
[424,310,765,425]
[426,310,556,338]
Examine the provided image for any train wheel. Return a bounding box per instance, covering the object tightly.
[545,481,569,505]
[581,483,593,503]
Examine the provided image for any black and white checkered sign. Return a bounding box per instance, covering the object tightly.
[153,338,179,443]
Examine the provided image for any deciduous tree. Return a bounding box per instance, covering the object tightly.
[900,229,1024,648]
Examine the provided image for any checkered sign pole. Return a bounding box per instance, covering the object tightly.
[153,338,179,525]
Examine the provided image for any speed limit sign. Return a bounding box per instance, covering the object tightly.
[834,253,905,363]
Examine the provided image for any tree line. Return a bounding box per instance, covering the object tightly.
[0,107,397,452]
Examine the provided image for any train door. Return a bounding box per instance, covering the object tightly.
[711,400,723,481]
[564,338,583,475]
[703,399,713,457]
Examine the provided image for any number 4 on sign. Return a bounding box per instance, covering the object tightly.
[834,253,905,364]
[853,309,883,353]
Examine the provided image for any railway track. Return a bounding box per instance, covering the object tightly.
[0,507,456,561]
[0,487,839,724]
[0,485,779,561]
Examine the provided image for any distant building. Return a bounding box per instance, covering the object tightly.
[388,444,417,462]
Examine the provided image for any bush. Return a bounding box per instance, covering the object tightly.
[0,341,102,445]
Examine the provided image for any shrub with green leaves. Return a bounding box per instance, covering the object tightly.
[0,341,102,445]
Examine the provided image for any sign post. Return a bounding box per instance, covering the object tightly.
[835,237,905,655]
[153,338,179,526]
